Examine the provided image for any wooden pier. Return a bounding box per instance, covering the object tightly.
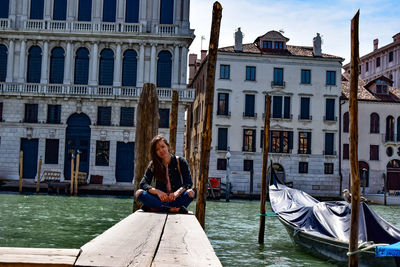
[0,211,221,267]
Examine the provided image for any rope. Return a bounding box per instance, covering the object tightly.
[259,212,279,217]
[347,242,389,256]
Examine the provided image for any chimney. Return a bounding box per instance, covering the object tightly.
[188,53,198,83]
[234,27,243,51]
[313,33,322,57]
[373,38,379,51]
[200,50,207,61]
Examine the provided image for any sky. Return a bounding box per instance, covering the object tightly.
[189,0,400,64]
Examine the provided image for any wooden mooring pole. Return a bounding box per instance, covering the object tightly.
[74,152,80,196]
[195,1,222,229]
[70,154,75,195]
[19,151,23,194]
[348,10,360,267]
[36,156,42,194]
[169,90,179,154]
[258,94,271,244]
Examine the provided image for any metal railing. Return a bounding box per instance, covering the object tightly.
[323,116,337,122]
[382,134,400,143]
[243,112,257,118]
[271,81,286,88]
[298,115,312,120]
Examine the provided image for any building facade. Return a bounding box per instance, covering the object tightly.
[189,30,344,197]
[0,0,194,183]
[343,32,400,88]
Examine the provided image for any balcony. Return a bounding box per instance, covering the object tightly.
[155,24,178,34]
[0,18,11,29]
[298,115,312,121]
[0,82,195,102]
[271,81,285,88]
[382,134,400,144]
[243,112,257,119]
[323,116,337,122]
[217,111,231,117]
[323,150,337,156]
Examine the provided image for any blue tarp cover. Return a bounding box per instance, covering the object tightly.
[376,242,400,257]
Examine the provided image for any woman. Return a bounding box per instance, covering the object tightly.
[135,135,195,213]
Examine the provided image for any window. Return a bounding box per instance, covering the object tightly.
[157,51,172,87]
[260,130,264,148]
[359,162,369,187]
[325,99,335,121]
[324,133,334,155]
[74,48,89,85]
[217,93,229,116]
[301,69,311,84]
[244,94,255,117]
[376,57,381,67]
[49,47,65,84]
[263,41,272,49]
[246,66,256,81]
[270,131,293,153]
[386,116,395,141]
[27,46,42,83]
[0,102,3,122]
[217,158,227,170]
[370,145,379,160]
[324,163,334,174]
[24,104,38,123]
[125,0,139,23]
[273,68,284,86]
[120,107,135,126]
[366,62,369,72]
[122,50,137,86]
[343,112,349,132]
[298,132,311,154]
[99,49,114,86]
[97,107,111,126]
[244,160,253,171]
[95,140,110,166]
[389,51,394,62]
[78,0,92,21]
[274,41,283,49]
[159,108,170,128]
[300,97,310,120]
[160,0,173,24]
[299,162,308,173]
[220,64,230,79]
[0,45,7,82]
[53,0,67,20]
[326,71,336,85]
[272,96,291,119]
[243,129,256,152]
[0,0,9,18]
[217,128,228,151]
[47,105,61,124]
[370,113,380,133]
[343,144,349,160]
[103,0,116,22]
[45,139,59,164]
[30,0,44,19]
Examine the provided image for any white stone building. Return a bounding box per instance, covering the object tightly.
[0,0,194,183]
[188,30,344,197]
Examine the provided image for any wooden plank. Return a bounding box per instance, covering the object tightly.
[152,214,222,267]
[0,247,79,266]
[75,211,167,267]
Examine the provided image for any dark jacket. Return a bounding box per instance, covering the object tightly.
[139,155,193,193]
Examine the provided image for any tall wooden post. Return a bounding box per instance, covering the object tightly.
[185,104,193,161]
[19,151,23,194]
[133,83,159,212]
[70,154,75,195]
[36,156,42,194]
[195,1,222,229]
[258,94,271,244]
[169,90,179,154]
[74,153,80,196]
[348,10,360,267]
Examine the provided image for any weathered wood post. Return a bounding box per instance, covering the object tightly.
[133,83,159,212]
[70,154,75,195]
[258,94,271,244]
[169,90,179,154]
[36,156,42,194]
[74,152,80,196]
[19,151,23,194]
[195,1,222,229]
[348,10,360,267]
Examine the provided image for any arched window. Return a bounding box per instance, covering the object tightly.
[370,113,380,133]
[157,51,172,88]
[74,47,89,85]
[30,0,44,19]
[0,0,10,18]
[49,47,65,84]
[160,0,174,24]
[78,0,92,21]
[53,0,67,20]
[27,46,42,83]
[125,0,139,23]
[359,161,369,188]
[386,116,395,141]
[122,50,137,86]
[99,49,114,86]
[0,44,7,82]
[343,112,349,133]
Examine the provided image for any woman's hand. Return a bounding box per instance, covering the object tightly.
[187,189,195,198]
[156,190,169,202]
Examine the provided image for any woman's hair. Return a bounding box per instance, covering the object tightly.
[150,135,170,183]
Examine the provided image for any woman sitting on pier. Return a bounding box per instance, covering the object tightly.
[135,135,195,213]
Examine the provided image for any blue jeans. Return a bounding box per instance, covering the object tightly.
[136,190,195,211]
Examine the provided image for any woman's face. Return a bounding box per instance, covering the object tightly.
[155,140,169,160]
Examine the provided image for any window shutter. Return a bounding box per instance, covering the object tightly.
[288,131,293,150]
[99,49,114,86]
[218,128,228,151]
[160,0,174,24]
[30,0,44,19]
[300,98,310,119]
[27,46,42,83]
[53,0,67,20]
[272,96,282,118]
[307,132,312,154]
[49,48,65,84]
[245,95,255,116]
[157,51,172,88]
[78,0,92,21]
[284,96,290,119]
[103,0,116,22]
[159,108,170,128]
[252,130,256,152]
[125,0,139,23]
[122,50,137,86]
[0,45,7,82]
[74,48,89,85]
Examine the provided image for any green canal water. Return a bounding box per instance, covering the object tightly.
[1,193,400,266]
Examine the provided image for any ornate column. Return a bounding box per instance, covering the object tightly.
[64,42,72,84]
[93,0,102,22]
[137,43,145,86]
[40,41,49,84]
[67,0,76,21]
[44,0,52,20]
[116,0,124,23]
[9,0,17,27]
[172,44,180,87]
[19,40,26,82]
[89,42,99,85]
[114,43,122,86]
[174,0,182,25]
[180,45,188,86]
[6,40,15,82]
[150,43,157,84]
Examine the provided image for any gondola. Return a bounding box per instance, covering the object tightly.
[269,179,400,266]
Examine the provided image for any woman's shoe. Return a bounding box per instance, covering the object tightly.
[178,206,188,214]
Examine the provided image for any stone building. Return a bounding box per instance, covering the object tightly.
[188,29,344,197]
[0,0,194,183]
